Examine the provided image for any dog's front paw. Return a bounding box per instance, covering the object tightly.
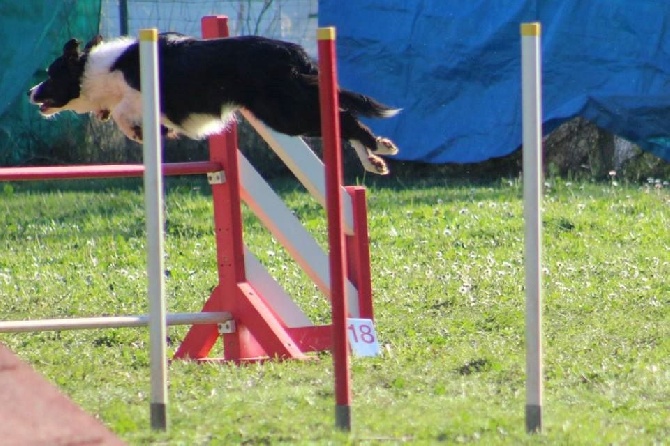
[93,109,111,121]
[131,124,143,143]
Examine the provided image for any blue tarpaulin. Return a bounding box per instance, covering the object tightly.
[319,0,670,163]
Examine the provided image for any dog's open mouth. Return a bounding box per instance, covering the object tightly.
[37,100,57,114]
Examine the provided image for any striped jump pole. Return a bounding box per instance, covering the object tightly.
[139,28,168,432]
[317,27,352,432]
[521,22,543,434]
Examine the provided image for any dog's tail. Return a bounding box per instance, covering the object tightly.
[299,74,400,118]
[338,89,401,118]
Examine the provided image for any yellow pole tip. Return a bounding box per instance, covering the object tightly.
[139,29,158,42]
[317,27,336,41]
[521,22,541,36]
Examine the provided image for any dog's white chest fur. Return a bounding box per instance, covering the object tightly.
[82,38,135,111]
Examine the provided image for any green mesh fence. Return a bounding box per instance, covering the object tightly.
[0,0,101,165]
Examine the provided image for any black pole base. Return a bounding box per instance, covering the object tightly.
[525,404,542,433]
[150,402,168,431]
[335,404,351,432]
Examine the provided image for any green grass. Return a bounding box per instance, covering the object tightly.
[0,176,668,445]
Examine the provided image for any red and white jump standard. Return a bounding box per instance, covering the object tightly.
[0,15,374,433]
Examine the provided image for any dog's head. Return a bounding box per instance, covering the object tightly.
[28,36,103,116]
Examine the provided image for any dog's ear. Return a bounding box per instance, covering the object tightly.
[84,35,103,52]
[63,39,81,60]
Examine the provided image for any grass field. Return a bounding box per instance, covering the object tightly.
[0,175,668,445]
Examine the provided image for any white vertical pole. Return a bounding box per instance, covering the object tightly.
[139,28,168,431]
[521,22,543,434]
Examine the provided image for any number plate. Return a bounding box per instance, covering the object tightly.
[346,318,381,357]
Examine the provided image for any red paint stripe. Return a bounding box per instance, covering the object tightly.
[346,186,374,320]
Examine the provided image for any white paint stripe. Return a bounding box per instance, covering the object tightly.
[0,312,231,333]
[239,152,360,316]
[241,110,355,235]
[244,247,312,327]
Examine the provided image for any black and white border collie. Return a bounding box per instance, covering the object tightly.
[28,33,400,174]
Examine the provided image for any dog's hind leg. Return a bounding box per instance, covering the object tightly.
[373,137,399,156]
[340,112,398,175]
[349,140,389,175]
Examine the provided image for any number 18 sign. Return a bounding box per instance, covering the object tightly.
[346,318,381,357]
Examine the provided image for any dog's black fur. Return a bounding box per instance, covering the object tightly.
[28,33,400,174]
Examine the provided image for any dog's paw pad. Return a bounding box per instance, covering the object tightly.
[374,137,399,156]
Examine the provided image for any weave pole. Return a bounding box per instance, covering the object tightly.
[139,28,168,431]
[521,22,543,434]
[317,27,352,432]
